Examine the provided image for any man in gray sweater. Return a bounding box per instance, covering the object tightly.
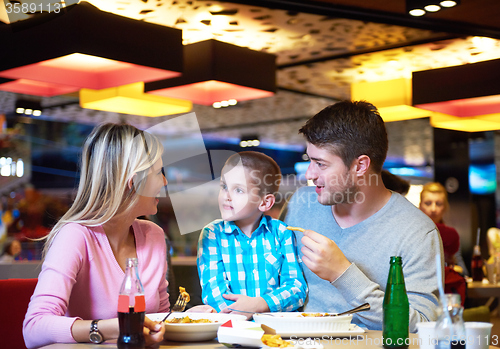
[283,100,441,332]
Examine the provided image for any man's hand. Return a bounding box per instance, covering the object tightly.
[301,229,351,282]
[220,294,269,320]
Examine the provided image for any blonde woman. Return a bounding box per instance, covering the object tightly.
[23,124,211,349]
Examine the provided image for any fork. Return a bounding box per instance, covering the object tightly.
[330,302,370,317]
[161,294,187,322]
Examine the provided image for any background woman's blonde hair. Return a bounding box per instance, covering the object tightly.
[420,182,449,210]
[41,123,163,258]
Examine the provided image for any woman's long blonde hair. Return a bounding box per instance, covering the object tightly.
[42,123,163,258]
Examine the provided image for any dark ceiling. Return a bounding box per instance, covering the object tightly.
[2,0,500,150]
[237,0,500,38]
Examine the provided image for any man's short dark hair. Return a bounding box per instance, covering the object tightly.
[381,170,410,195]
[299,100,388,173]
[223,151,281,196]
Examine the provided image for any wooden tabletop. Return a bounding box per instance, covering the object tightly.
[36,329,500,349]
[467,280,500,298]
[38,331,421,349]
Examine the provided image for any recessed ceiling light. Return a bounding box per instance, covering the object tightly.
[424,4,441,12]
[440,0,457,7]
[409,9,426,16]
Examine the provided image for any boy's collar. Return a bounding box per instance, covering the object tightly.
[222,214,269,235]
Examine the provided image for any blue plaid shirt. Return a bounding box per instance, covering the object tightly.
[197,215,307,312]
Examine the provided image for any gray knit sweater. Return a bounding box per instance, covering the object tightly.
[284,186,441,332]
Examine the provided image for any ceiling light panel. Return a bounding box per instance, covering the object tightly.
[84,0,446,66]
[279,36,500,100]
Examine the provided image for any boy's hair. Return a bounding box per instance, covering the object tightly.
[223,151,281,196]
[299,100,388,173]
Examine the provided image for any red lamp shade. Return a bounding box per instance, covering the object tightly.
[145,39,276,106]
[0,2,183,96]
[0,78,79,97]
[413,59,500,131]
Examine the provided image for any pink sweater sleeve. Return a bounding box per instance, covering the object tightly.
[23,225,87,349]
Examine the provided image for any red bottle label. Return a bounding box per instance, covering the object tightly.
[118,295,129,313]
[118,294,146,312]
[135,295,146,312]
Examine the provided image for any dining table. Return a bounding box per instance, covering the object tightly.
[36,331,422,349]
[34,329,500,349]
[467,279,500,313]
[467,280,500,299]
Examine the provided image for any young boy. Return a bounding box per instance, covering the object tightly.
[197,151,307,316]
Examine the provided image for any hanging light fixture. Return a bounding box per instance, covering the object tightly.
[239,135,260,148]
[0,2,183,97]
[15,99,43,117]
[145,39,276,106]
[80,82,192,117]
[406,0,460,16]
[413,58,500,132]
[351,78,433,122]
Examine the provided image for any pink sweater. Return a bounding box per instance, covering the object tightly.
[23,219,170,349]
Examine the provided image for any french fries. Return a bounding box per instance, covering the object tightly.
[261,334,292,348]
[286,226,305,232]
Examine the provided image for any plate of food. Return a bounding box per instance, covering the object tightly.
[268,324,365,339]
[253,313,360,338]
[147,312,247,342]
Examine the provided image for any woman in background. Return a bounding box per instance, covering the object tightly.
[24,123,173,348]
[419,182,468,275]
[0,238,22,263]
[419,182,468,305]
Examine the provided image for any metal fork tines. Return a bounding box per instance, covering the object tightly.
[161,294,187,322]
[172,294,187,312]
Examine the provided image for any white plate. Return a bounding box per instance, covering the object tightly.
[277,324,365,338]
[147,312,247,342]
[253,312,353,334]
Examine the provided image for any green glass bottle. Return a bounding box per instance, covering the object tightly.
[383,256,409,349]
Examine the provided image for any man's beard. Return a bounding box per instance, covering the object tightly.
[320,170,359,206]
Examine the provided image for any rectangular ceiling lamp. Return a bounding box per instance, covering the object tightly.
[351,78,432,122]
[145,39,276,106]
[80,82,192,117]
[430,113,500,132]
[413,59,500,131]
[0,2,183,95]
[0,78,79,97]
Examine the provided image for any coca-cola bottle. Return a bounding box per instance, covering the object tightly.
[471,228,484,282]
[471,245,484,282]
[117,258,146,349]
